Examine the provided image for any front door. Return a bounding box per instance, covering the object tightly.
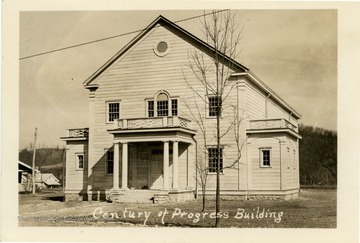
[137,145,150,189]
[149,149,163,189]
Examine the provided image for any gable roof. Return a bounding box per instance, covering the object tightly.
[41,173,61,186]
[83,15,249,87]
[83,14,301,119]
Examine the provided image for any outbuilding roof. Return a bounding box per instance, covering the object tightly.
[18,161,40,172]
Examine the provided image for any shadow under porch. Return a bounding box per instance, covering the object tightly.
[91,141,196,203]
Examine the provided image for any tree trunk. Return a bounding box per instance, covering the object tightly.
[215,106,221,227]
[202,187,206,211]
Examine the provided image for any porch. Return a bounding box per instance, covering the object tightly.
[106,116,197,203]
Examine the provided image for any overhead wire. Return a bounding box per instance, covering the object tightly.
[19,9,228,61]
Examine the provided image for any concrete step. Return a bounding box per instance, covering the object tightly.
[115,190,159,204]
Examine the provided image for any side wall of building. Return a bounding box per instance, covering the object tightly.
[243,78,299,126]
[64,140,88,200]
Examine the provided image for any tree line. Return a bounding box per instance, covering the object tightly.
[19,147,66,183]
[298,124,337,186]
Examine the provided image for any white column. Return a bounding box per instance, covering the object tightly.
[163,141,169,190]
[87,90,96,200]
[172,141,179,190]
[121,142,129,190]
[113,142,120,190]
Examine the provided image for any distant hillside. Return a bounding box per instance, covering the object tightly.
[299,124,337,185]
[19,147,65,183]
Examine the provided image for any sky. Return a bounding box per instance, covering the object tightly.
[19,10,337,149]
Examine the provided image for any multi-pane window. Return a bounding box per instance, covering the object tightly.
[171,99,178,116]
[76,154,84,170]
[107,151,114,174]
[147,92,178,117]
[107,102,120,122]
[208,96,220,117]
[208,147,223,173]
[148,101,154,117]
[157,100,169,117]
[260,148,271,167]
[262,150,270,166]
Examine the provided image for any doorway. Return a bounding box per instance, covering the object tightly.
[149,149,163,189]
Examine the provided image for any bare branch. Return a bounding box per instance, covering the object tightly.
[182,10,243,226]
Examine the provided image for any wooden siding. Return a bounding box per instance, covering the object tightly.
[248,137,281,190]
[65,141,88,192]
[88,23,246,191]
[284,137,300,189]
[244,80,299,128]
[83,22,299,193]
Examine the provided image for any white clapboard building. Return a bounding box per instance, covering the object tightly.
[61,15,301,203]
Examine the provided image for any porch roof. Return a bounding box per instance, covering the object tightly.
[108,127,196,144]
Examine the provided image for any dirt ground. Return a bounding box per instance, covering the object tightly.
[18,188,336,228]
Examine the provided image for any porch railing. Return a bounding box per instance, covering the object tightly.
[247,118,297,132]
[114,116,192,130]
[67,128,89,138]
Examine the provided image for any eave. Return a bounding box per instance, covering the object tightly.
[232,71,302,119]
[107,126,197,144]
[60,137,88,141]
[108,126,197,135]
[246,128,302,139]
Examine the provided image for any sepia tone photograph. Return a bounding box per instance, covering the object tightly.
[2,1,359,243]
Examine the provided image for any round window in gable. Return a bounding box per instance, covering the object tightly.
[157,41,168,53]
[154,40,170,57]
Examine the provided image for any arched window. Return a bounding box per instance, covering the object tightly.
[147,90,178,117]
[156,92,169,117]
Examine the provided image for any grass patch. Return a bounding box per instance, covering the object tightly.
[19,189,336,228]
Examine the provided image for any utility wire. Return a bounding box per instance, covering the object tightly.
[20,10,228,60]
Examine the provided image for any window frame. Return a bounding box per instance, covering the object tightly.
[75,153,85,171]
[106,100,121,123]
[171,99,178,116]
[145,91,179,118]
[207,146,224,174]
[157,100,169,117]
[147,100,155,117]
[259,147,272,168]
[153,39,171,57]
[206,95,222,119]
[106,150,114,175]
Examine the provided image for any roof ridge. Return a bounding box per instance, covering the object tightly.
[83,14,248,87]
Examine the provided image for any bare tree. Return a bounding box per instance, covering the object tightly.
[183,10,243,227]
[196,150,209,211]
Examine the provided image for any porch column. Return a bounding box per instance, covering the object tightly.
[121,142,129,190]
[113,142,120,190]
[163,141,170,190]
[172,141,179,190]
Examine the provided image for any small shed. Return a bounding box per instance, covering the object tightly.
[41,173,61,188]
[18,161,41,191]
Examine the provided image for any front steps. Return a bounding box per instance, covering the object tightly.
[108,188,125,203]
[108,189,159,204]
[106,189,195,204]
